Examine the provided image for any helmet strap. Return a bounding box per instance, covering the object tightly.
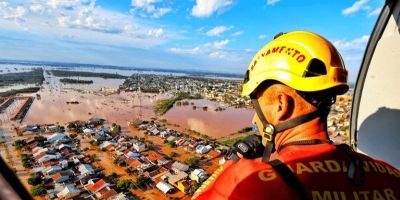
[251,99,322,163]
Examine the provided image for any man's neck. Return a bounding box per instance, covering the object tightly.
[274,117,329,150]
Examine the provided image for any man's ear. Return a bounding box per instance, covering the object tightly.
[276,93,294,121]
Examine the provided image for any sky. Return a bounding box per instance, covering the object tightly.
[0,0,383,82]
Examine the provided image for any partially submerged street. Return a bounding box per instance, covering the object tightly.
[0,63,353,199]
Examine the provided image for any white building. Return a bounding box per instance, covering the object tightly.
[160,131,171,138]
[44,165,62,176]
[57,144,72,150]
[83,128,93,135]
[57,185,81,199]
[133,141,146,152]
[78,164,94,176]
[190,169,208,183]
[172,161,189,172]
[196,145,212,154]
[47,133,67,143]
[99,141,116,150]
[33,148,49,157]
[38,153,61,163]
[156,181,174,194]
[150,128,160,135]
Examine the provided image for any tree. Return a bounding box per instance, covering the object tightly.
[167,140,176,148]
[125,168,135,175]
[13,140,24,150]
[118,161,127,167]
[89,140,99,146]
[185,157,200,166]
[31,184,46,196]
[188,180,200,195]
[169,152,177,158]
[117,179,133,191]
[21,154,33,169]
[134,175,153,189]
[107,172,119,184]
[28,174,42,186]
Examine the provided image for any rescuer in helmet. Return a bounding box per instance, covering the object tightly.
[193,31,400,200]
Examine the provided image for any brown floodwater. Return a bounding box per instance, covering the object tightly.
[24,72,163,126]
[164,99,254,138]
[11,68,254,139]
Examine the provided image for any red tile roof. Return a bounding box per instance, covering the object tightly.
[52,173,62,180]
[51,172,68,181]
[42,160,60,167]
[106,145,114,151]
[123,149,130,155]
[83,157,92,162]
[32,148,41,154]
[34,153,47,160]
[146,150,164,162]
[87,179,107,193]
[207,150,220,159]
[98,188,117,199]
[127,158,141,169]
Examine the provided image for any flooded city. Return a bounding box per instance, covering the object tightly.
[0,64,253,139]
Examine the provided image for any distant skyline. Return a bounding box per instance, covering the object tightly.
[0,0,383,82]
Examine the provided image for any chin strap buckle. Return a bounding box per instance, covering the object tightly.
[263,124,275,142]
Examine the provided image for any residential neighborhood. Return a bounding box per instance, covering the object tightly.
[10,116,225,200]
[120,74,250,108]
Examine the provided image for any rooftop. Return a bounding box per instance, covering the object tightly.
[87,179,107,193]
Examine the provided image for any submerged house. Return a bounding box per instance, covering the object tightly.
[47,133,69,143]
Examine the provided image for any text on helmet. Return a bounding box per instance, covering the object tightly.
[251,46,307,70]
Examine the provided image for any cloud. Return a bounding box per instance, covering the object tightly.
[168,46,201,55]
[368,7,381,17]
[209,51,225,59]
[130,0,171,18]
[259,34,267,39]
[191,0,233,18]
[131,0,160,8]
[168,39,230,59]
[267,0,281,5]
[29,4,44,13]
[0,3,27,22]
[342,0,369,16]
[344,55,364,61]
[0,0,171,49]
[212,39,229,49]
[47,0,90,10]
[333,35,369,51]
[231,31,243,37]
[55,1,127,34]
[147,28,164,38]
[206,26,232,36]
